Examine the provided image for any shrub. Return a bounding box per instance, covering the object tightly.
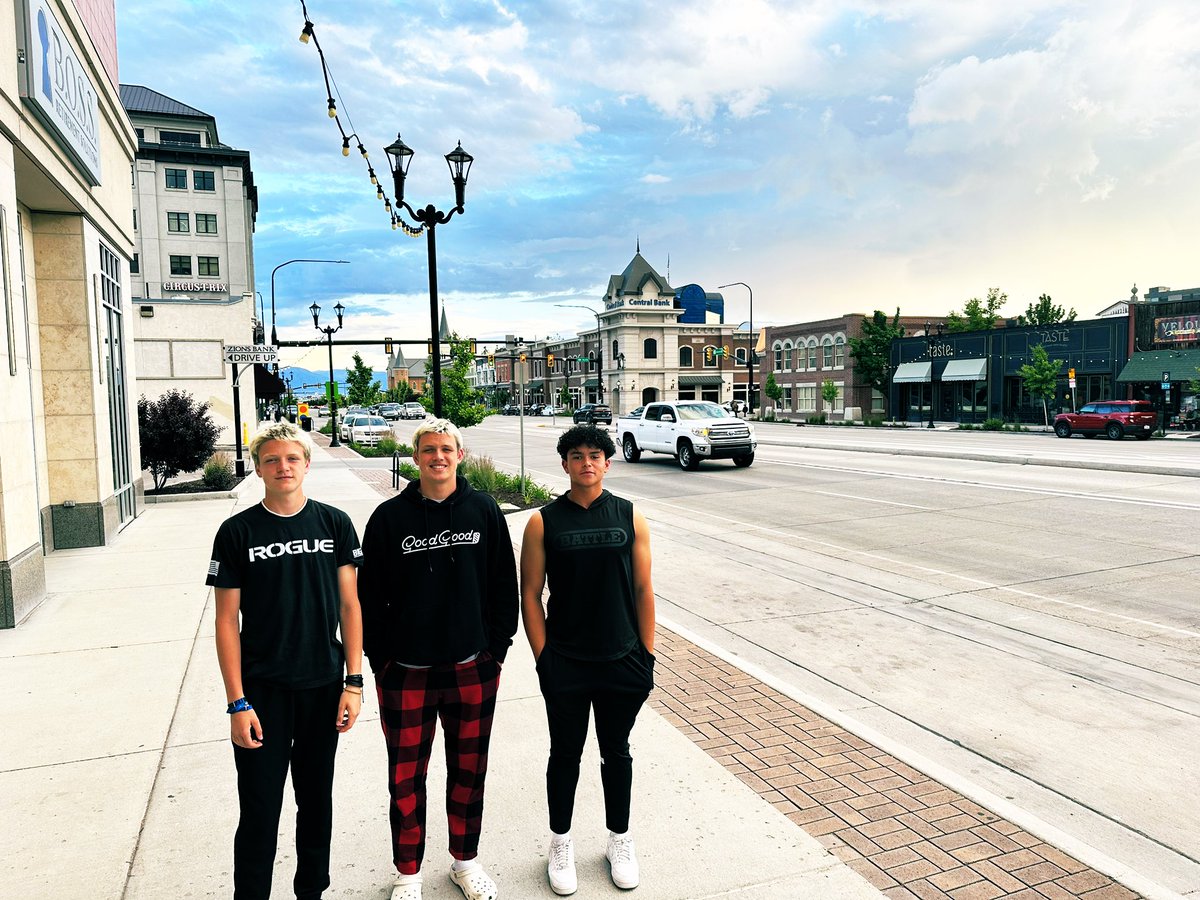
[461,454,500,494]
[982,418,1005,431]
[864,416,885,427]
[806,414,827,425]
[376,435,398,454]
[202,452,236,490]
[398,461,421,480]
[138,390,220,491]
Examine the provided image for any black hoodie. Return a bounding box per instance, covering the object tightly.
[359,475,518,670]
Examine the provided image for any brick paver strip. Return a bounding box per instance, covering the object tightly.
[646,629,1142,899]
[334,458,1141,899]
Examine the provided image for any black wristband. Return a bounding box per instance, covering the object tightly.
[344,673,364,688]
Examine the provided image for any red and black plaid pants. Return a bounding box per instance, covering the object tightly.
[376,653,501,875]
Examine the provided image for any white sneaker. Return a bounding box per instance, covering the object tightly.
[606,832,640,889]
[548,836,577,895]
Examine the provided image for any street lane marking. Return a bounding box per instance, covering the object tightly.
[809,489,933,509]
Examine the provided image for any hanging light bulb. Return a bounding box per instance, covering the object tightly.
[327,98,337,118]
[341,137,350,157]
[369,168,378,185]
[376,185,384,200]
[358,143,368,159]
[299,21,314,44]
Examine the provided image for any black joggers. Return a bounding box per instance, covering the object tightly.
[536,642,654,835]
[232,678,342,900]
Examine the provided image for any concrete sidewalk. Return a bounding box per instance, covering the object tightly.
[0,443,881,900]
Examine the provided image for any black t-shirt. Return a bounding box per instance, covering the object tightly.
[206,499,362,688]
[541,490,639,661]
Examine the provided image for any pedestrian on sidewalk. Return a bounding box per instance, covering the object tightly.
[520,424,656,895]
[359,419,518,900]
[207,421,365,899]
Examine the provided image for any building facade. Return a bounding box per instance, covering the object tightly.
[121,85,259,445]
[1,0,139,625]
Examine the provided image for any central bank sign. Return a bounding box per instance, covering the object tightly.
[605,297,673,311]
[16,0,102,185]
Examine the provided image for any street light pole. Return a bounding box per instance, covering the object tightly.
[718,282,754,416]
[270,258,349,346]
[926,321,935,429]
[384,135,474,418]
[310,300,346,447]
[556,304,603,403]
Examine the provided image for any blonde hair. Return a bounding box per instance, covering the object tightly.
[412,418,463,451]
[249,421,313,465]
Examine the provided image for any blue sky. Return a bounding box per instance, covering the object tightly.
[117,1,1200,372]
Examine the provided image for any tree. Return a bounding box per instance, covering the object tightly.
[345,353,381,406]
[849,309,904,409]
[386,381,413,404]
[137,390,220,490]
[558,384,571,408]
[946,287,1007,332]
[1016,294,1077,327]
[821,378,838,412]
[1016,343,1064,425]
[430,333,487,428]
[764,372,783,410]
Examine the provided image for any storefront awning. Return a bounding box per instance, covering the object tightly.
[678,374,722,386]
[1116,348,1200,383]
[525,380,544,389]
[940,358,987,382]
[892,361,931,383]
[582,378,599,388]
[253,364,287,397]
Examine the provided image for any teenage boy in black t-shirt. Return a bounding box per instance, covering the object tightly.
[520,424,655,896]
[207,422,364,900]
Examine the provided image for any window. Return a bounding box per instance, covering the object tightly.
[703,345,717,368]
[194,170,215,191]
[198,256,220,277]
[134,127,144,141]
[169,255,191,276]
[822,337,834,368]
[807,341,818,370]
[773,342,783,371]
[783,387,793,410]
[130,253,139,274]
[871,389,885,414]
[679,346,693,367]
[160,130,201,145]
[643,338,657,359]
[797,385,817,412]
[834,335,846,368]
[736,347,746,365]
[832,384,845,412]
[167,211,189,233]
[195,213,218,234]
[782,341,793,370]
[132,209,137,231]
[612,339,619,359]
[165,168,187,189]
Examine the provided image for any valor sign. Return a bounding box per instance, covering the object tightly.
[223,344,278,364]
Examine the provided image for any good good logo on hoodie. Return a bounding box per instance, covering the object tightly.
[401,530,482,554]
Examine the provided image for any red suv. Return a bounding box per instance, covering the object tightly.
[1053,401,1156,440]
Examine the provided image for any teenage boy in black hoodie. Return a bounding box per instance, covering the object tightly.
[520,424,656,896]
[359,419,518,900]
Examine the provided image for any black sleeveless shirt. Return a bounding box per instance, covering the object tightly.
[541,490,638,661]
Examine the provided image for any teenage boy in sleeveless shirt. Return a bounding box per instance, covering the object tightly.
[520,424,656,895]
[207,421,364,899]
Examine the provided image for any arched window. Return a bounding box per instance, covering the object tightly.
[643,338,658,359]
[735,347,746,365]
[807,339,818,370]
[679,346,694,367]
[834,335,846,368]
[822,337,834,368]
[613,339,619,359]
[773,342,784,371]
[782,340,793,370]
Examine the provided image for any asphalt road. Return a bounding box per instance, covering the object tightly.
[384,415,1200,897]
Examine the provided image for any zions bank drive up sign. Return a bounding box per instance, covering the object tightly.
[16,0,103,186]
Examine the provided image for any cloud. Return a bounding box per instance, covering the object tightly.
[640,174,670,184]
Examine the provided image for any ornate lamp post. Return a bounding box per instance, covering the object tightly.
[556,303,603,403]
[718,281,754,416]
[270,258,348,346]
[383,135,474,417]
[310,300,345,447]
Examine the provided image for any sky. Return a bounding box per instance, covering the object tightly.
[116,1,1200,373]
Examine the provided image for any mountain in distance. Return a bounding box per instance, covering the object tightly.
[277,366,350,396]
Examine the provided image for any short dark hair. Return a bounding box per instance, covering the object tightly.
[556,424,615,459]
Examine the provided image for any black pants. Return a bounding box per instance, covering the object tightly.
[232,679,342,900]
[537,643,654,834]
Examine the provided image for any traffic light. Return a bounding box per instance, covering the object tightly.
[384,337,393,355]
[723,345,730,358]
[487,352,495,366]
[469,339,477,356]
[426,340,434,357]
[547,353,555,367]
[519,352,528,363]
[705,347,714,363]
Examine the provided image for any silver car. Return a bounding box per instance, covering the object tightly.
[346,415,391,446]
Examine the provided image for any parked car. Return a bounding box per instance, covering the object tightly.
[338,414,365,442]
[573,403,612,425]
[620,406,645,420]
[379,403,402,420]
[539,405,567,416]
[1053,401,1156,440]
[401,402,427,420]
[346,415,391,446]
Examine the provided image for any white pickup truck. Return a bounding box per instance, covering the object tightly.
[619,400,756,470]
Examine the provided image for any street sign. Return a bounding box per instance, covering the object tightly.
[1162,370,1171,383]
[1068,378,1076,389]
[1162,382,1171,391]
[298,403,309,415]
[223,344,278,364]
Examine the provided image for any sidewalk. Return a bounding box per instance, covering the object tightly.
[0,443,880,900]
